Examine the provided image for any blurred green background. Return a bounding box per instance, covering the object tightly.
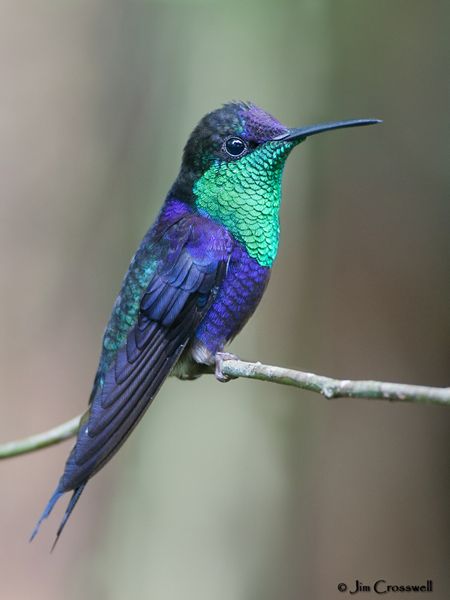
[0,1,449,599]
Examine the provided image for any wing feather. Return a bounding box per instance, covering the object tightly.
[59,215,230,491]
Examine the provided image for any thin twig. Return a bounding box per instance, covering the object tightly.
[0,416,81,460]
[0,359,448,460]
[221,360,450,405]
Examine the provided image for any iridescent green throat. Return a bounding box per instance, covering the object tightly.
[193,141,295,267]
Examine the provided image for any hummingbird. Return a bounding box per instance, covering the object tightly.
[31,101,379,547]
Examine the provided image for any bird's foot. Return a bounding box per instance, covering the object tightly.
[215,352,239,383]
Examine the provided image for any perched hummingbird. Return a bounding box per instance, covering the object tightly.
[31,102,379,547]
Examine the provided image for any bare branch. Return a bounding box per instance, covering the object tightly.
[221,360,450,405]
[0,416,81,460]
[1,359,448,460]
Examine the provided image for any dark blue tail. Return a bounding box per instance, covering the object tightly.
[30,483,86,550]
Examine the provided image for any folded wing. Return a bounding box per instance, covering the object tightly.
[61,216,230,490]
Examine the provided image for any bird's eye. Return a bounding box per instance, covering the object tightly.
[224,137,247,157]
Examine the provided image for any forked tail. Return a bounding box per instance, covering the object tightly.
[30,483,86,550]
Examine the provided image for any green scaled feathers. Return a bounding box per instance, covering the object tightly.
[193,141,295,267]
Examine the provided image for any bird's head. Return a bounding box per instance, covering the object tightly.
[171,102,379,267]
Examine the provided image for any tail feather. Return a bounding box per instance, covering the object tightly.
[29,486,64,542]
[51,484,86,552]
[30,483,86,550]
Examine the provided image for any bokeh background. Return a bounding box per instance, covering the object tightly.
[0,1,449,599]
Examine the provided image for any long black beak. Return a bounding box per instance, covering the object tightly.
[273,118,381,142]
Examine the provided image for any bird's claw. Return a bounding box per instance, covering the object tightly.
[214,352,239,383]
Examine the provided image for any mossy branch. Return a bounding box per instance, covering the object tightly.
[1,358,448,460]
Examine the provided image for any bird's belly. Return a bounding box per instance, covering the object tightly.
[176,243,270,376]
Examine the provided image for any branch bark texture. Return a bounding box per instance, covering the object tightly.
[1,359,448,460]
